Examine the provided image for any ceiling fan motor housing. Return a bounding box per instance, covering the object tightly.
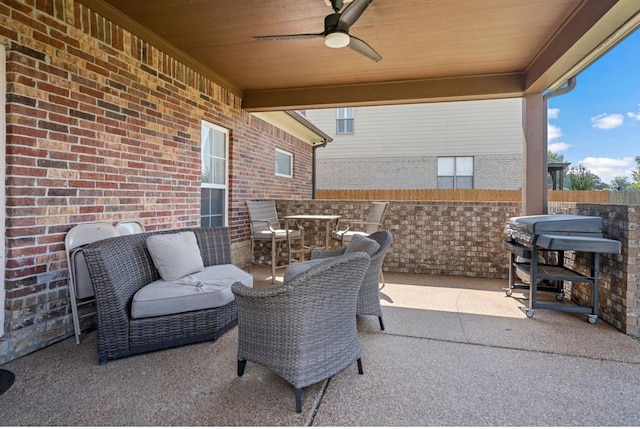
[324,12,342,34]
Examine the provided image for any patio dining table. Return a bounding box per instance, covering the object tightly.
[284,214,341,259]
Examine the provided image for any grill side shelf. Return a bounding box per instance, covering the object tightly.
[513,263,594,283]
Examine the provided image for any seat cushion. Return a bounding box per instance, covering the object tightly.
[131,264,253,319]
[253,228,302,240]
[283,259,328,283]
[146,231,204,281]
[344,234,380,256]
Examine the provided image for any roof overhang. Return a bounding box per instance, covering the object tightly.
[77,0,640,111]
[252,111,333,145]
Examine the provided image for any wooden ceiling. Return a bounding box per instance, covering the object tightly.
[79,0,640,111]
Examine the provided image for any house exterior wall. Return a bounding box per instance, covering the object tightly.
[304,99,524,190]
[316,153,522,189]
[0,0,312,364]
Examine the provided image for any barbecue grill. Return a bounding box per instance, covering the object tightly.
[502,214,621,323]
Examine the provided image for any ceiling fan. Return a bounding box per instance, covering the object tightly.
[254,0,382,62]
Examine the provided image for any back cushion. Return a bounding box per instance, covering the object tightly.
[146,231,205,281]
[345,234,380,256]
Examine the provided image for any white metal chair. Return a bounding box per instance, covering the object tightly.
[65,223,119,344]
[331,201,390,247]
[115,219,146,235]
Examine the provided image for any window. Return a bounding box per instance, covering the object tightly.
[201,121,228,227]
[437,156,474,189]
[275,148,293,178]
[336,107,354,134]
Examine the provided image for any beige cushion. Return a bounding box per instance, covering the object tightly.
[344,234,380,256]
[146,231,204,281]
[131,264,253,319]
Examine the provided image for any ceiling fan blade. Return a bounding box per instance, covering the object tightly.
[348,36,382,62]
[254,33,324,41]
[338,0,372,30]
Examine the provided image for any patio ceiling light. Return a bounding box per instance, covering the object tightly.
[324,32,350,48]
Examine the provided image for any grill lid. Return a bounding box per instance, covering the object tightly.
[505,214,603,236]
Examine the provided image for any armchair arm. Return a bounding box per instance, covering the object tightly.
[232,281,287,300]
[83,242,142,363]
[281,218,304,232]
[334,218,359,229]
[250,219,277,235]
[334,219,381,232]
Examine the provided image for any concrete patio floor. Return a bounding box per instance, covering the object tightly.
[1,265,640,426]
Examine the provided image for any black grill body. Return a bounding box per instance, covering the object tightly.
[502,214,621,323]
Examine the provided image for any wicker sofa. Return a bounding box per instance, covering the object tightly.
[82,226,250,364]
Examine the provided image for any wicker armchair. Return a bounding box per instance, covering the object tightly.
[231,252,371,413]
[311,230,393,330]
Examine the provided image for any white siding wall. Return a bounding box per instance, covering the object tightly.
[304,98,524,190]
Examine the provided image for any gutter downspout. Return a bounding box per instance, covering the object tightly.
[312,140,328,199]
[542,76,577,212]
[283,111,332,200]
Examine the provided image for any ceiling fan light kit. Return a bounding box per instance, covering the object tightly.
[254,0,381,62]
[324,32,350,48]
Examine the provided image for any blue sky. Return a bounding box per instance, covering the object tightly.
[547,28,640,184]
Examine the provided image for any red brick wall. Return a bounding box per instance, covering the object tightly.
[0,0,312,363]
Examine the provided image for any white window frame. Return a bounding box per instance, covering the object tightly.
[200,120,229,227]
[336,107,354,134]
[275,148,293,178]
[437,156,474,189]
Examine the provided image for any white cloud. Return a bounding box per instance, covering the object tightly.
[578,156,635,183]
[547,124,562,141]
[547,108,560,119]
[628,105,640,121]
[548,142,571,152]
[591,113,624,129]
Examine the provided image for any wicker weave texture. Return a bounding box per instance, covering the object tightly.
[82,227,237,364]
[312,230,393,319]
[232,252,370,389]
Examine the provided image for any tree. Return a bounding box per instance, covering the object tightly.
[547,151,565,163]
[567,164,602,190]
[547,151,569,189]
[626,156,640,190]
[609,176,630,190]
[631,156,640,184]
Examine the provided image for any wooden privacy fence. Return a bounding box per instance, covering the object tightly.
[316,189,640,204]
